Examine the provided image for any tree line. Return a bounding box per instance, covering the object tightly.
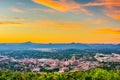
[0,68,120,80]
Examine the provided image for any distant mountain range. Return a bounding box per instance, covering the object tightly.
[0,42,119,50]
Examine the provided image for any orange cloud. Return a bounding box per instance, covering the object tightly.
[83,0,120,7]
[104,8,120,20]
[105,12,120,20]
[23,19,107,31]
[0,20,82,29]
[102,0,120,20]
[11,8,24,13]
[32,20,83,30]
[0,15,28,22]
[94,28,120,34]
[83,0,120,20]
[0,22,22,25]
[102,0,120,8]
[32,0,92,15]
[0,21,32,27]
[0,18,107,30]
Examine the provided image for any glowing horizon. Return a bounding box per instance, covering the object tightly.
[0,0,120,43]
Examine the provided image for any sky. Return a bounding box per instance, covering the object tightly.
[0,0,120,43]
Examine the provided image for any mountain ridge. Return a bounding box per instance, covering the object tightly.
[0,42,119,50]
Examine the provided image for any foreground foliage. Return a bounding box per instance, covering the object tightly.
[0,68,120,80]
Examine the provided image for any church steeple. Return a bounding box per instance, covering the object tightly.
[71,55,76,61]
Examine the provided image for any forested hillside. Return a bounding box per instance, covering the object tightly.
[0,68,120,80]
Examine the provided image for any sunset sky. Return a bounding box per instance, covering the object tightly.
[0,0,120,43]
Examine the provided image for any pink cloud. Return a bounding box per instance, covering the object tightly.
[11,8,25,13]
